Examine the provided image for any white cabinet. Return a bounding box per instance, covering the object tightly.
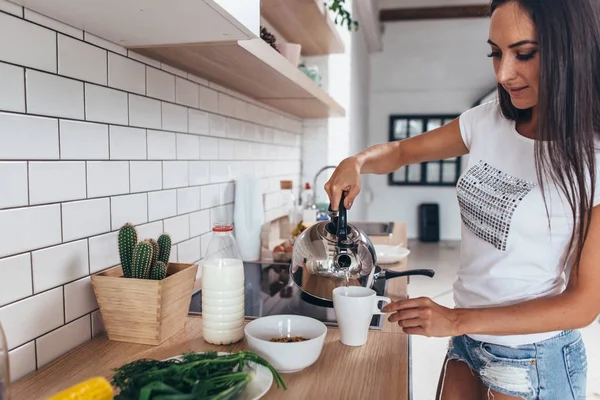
[9,0,346,119]
[10,0,259,46]
[213,0,260,38]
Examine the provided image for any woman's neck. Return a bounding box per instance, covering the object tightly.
[516,106,538,139]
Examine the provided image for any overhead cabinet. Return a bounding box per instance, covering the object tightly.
[11,0,345,118]
[11,0,258,45]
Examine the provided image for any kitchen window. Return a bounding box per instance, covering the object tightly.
[388,114,462,187]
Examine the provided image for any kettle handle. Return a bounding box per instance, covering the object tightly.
[326,191,348,246]
[337,191,348,243]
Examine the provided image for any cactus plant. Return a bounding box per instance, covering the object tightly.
[157,234,171,264]
[131,241,153,279]
[149,261,167,280]
[148,239,159,265]
[118,223,138,278]
[116,224,177,280]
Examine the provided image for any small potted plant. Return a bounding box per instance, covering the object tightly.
[91,223,198,345]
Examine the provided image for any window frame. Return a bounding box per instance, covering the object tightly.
[387,114,462,187]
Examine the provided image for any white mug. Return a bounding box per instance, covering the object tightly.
[332,286,392,346]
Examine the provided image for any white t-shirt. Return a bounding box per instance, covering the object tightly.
[455,100,600,346]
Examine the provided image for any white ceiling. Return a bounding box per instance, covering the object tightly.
[379,0,489,9]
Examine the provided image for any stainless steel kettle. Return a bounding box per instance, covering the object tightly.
[291,192,435,301]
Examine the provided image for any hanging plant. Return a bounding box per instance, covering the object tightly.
[327,0,359,32]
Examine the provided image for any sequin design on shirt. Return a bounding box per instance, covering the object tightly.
[457,161,536,251]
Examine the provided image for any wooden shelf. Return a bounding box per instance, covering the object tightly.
[132,39,345,119]
[260,0,345,56]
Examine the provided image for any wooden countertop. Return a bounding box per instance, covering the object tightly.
[11,222,411,400]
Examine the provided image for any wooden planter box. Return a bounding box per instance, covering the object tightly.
[91,262,198,345]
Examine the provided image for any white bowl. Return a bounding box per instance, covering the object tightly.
[244,315,327,373]
[375,244,410,264]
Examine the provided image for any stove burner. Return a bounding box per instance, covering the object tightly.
[300,291,333,308]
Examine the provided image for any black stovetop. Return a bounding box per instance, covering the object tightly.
[189,261,388,329]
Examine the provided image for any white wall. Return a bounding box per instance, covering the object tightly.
[366,18,496,240]
[0,3,301,381]
[300,0,371,219]
[347,12,371,221]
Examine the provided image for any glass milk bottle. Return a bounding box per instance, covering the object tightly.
[202,223,245,345]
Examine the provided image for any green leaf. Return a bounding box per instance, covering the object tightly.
[326,0,359,31]
[139,381,184,400]
[207,378,249,400]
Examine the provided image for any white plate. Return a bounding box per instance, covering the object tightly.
[375,244,410,264]
[164,352,273,400]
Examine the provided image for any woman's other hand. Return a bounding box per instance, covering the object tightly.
[383,297,461,337]
[324,156,362,210]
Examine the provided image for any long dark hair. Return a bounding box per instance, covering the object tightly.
[489,0,600,270]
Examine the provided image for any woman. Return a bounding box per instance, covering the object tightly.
[324,0,600,399]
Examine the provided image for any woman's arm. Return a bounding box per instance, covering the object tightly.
[385,204,600,337]
[357,118,468,174]
[325,118,468,210]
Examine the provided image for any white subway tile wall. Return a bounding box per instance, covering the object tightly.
[0,5,302,380]
[0,62,25,112]
[58,34,106,85]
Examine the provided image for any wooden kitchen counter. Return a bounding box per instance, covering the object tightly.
[11,223,412,400]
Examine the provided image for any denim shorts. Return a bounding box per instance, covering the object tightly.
[444,330,587,399]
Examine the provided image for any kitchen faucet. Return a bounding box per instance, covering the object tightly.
[309,165,337,209]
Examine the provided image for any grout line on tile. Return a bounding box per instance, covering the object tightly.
[160,101,163,130]
[107,128,112,159]
[84,161,88,198]
[34,339,38,370]
[126,91,130,127]
[62,285,66,324]
[161,161,164,190]
[145,129,149,160]
[26,161,31,206]
[174,75,178,105]
[127,161,131,194]
[55,32,58,74]
[87,238,91,275]
[106,48,109,86]
[108,195,113,231]
[82,79,86,121]
[59,203,64,243]
[22,65,28,113]
[57,120,63,159]
[29,252,34,294]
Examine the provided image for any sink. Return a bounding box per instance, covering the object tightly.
[350,221,395,236]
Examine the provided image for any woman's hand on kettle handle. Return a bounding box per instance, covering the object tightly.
[324,156,362,211]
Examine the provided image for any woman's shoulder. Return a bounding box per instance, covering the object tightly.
[461,99,504,123]
[459,99,508,148]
